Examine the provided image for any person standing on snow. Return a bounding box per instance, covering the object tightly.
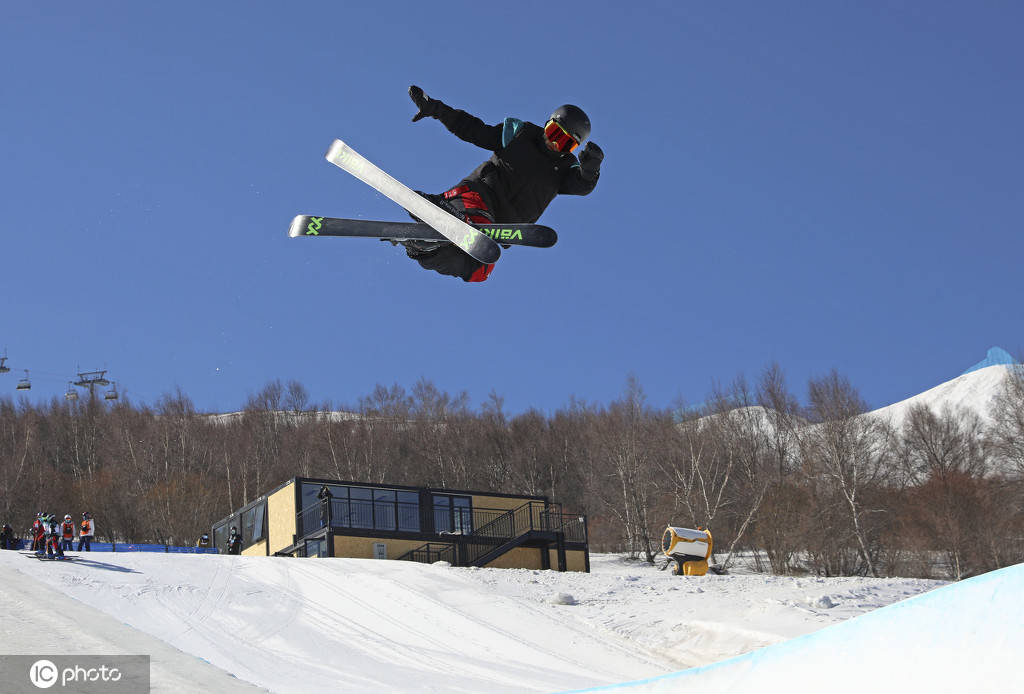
[402,86,603,282]
[1,522,15,550]
[32,513,45,553]
[60,514,75,552]
[44,514,65,558]
[227,526,242,555]
[77,512,94,551]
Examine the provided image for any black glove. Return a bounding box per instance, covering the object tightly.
[579,141,603,178]
[409,85,439,122]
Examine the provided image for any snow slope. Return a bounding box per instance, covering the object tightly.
[0,552,940,693]
[868,364,1013,430]
[570,562,1024,693]
[689,365,1015,441]
[0,555,263,693]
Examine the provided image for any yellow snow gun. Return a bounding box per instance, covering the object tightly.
[662,526,713,576]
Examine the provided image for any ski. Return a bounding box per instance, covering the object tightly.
[23,553,77,561]
[324,139,501,264]
[289,216,557,248]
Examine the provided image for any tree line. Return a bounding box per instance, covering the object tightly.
[1,365,1022,580]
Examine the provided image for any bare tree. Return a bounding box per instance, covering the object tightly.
[661,404,724,530]
[709,377,777,572]
[901,403,988,481]
[239,381,287,504]
[477,391,514,492]
[898,403,992,579]
[0,398,40,531]
[284,380,310,415]
[589,375,666,562]
[986,363,1024,568]
[539,400,593,512]
[407,379,473,488]
[989,364,1024,477]
[750,363,807,574]
[798,370,895,577]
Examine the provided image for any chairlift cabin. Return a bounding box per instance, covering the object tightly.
[65,382,79,401]
[104,383,119,401]
[0,356,9,374]
[16,370,31,391]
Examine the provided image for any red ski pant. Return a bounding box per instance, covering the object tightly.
[442,186,495,283]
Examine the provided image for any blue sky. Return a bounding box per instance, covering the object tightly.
[2,2,1021,414]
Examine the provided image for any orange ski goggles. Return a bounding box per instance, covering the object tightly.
[544,119,580,153]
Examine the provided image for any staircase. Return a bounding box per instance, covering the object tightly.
[397,501,584,568]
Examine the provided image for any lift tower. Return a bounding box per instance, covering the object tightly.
[73,370,111,399]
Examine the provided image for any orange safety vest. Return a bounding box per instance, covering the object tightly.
[61,521,75,540]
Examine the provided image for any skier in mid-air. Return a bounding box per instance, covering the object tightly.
[403,86,603,282]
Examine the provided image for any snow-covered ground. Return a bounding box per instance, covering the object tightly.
[570,562,1024,693]
[0,550,950,692]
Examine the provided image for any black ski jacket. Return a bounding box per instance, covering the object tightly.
[430,101,599,223]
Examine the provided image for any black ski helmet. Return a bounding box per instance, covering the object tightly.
[549,104,590,144]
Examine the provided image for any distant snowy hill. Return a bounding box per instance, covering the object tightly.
[205,409,361,425]
[689,363,1016,438]
[867,346,1019,428]
[867,363,1013,430]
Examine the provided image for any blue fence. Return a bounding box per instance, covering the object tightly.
[2,539,217,554]
[87,542,219,554]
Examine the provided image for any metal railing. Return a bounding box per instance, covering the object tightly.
[399,501,587,567]
[296,496,587,567]
[401,542,457,564]
[297,498,421,537]
[542,511,588,544]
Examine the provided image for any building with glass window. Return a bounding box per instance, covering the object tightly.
[212,477,590,572]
